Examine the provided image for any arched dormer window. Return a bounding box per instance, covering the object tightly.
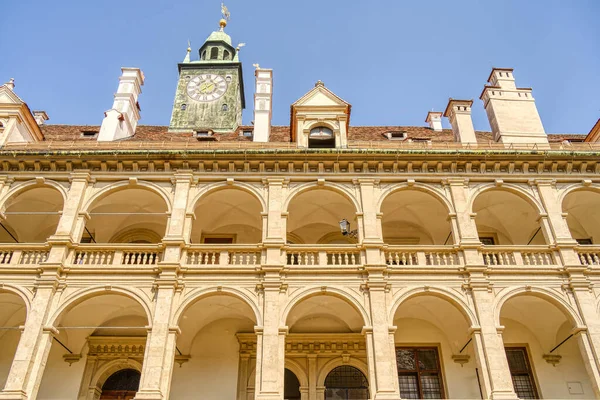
[308,126,335,148]
[223,50,231,60]
[210,47,219,60]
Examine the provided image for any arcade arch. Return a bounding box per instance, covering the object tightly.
[0,291,27,390]
[562,189,600,244]
[286,188,358,244]
[170,292,258,399]
[82,186,168,243]
[0,185,63,243]
[381,188,453,245]
[190,187,263,244]
[392,291,480,399]
[499,292,596,399]
[473,189,546,245]
[37,291,150,399]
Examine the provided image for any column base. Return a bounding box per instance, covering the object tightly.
[0,391,28,400]
[490,390,519,400]
[373,393,401,400]
[132,390,164,400]
[255,393,282,400]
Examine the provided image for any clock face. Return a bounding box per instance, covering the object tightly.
[186,74,228,102]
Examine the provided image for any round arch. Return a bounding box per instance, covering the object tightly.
[47,286,153,327]
[283,182,361,214]
[376,183,454,214]
[0,284,32,316]
[389,286,479,327]
[493,286,583,327]
[467,183,545,215]
[281,286,370,327]
[187,181,267,214]
[317,358,369,388]
[90,359,142,395]
[81,181,172,214]
[172,286,262,326]
[558,183,600,206]
[285,358,309,388]
[304,120,339,133]
[0,180,67,213]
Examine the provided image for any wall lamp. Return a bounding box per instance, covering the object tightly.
[339,219,358,239]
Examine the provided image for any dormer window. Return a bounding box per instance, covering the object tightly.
[210,48,219,60]
[309,126,335,149]
[196,130,216,141]
[386,131,406,140]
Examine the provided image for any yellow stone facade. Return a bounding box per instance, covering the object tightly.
[1,19,600,400]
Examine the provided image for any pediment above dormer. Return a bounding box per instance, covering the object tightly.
[291,81,351,148]
[0,83,44,144]
[0,86,24,105]
[292,80,350,109]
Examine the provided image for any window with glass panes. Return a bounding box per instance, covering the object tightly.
[396,347,444,399]
[505,347,538,399]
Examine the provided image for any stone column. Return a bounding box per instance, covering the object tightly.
[254,285,286,400]
[566,270,600,397]
[307,354,317,400]
[446,179,482,264]
[162,172,193,262]
[133,283,179,400]
[0,282,57,399]
[535,179,581,265]
[466,273,517,400]
[363,283,401,399]
[254,178,286,400]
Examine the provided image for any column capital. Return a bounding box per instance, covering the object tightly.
[68,171,92,183]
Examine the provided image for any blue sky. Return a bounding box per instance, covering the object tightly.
[1,0,598,133]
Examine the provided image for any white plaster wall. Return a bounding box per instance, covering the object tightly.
[170,319,246,399]
[502,318,594,399]
[394,318,480,399]
[0,331,20,390]
[37,344,87,399]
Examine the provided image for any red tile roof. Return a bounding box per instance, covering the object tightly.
[39,124,585,146]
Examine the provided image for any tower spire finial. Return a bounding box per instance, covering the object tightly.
[220,3,230,31]
[183,40,191,63]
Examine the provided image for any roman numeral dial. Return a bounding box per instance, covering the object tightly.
[186,74,228,102]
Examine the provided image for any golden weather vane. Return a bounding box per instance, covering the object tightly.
[221,3,231,21]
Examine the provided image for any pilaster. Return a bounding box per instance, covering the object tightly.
[163,172,193,264]
[133,279,181,400]
[465,270,518,399]
[0,281,58,399]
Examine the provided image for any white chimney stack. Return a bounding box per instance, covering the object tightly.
[425,111,443,131]
[444,99,477,145]
[98,67,145,142]
[480,68,548,147]
[33,111,49,126]
[252,66,272,143]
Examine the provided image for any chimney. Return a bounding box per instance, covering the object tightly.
[32,111,49,126]
[444,99,477,145]
[98,67,145,142]
[252,66,272,143]
[425,111,443,131]
[480,68,548,147]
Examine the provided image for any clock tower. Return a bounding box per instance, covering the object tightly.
[169,18,245,133]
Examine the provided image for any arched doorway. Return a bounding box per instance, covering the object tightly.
[99,369,140,399]
[324,365,369,399]
[284,368,301,400]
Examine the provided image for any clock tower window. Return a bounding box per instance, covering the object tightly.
[223,50,231,60]
[210,47,219,59]
[201,51,206,60]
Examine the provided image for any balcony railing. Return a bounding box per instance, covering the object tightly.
[183,244,263,266]
[576,246,600,265]
[481,246,558,266]
[0,244,50,265]
[384,246,461,266]
[2,243,600,269]
[284,245,362,266]
[69,244,163,266]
